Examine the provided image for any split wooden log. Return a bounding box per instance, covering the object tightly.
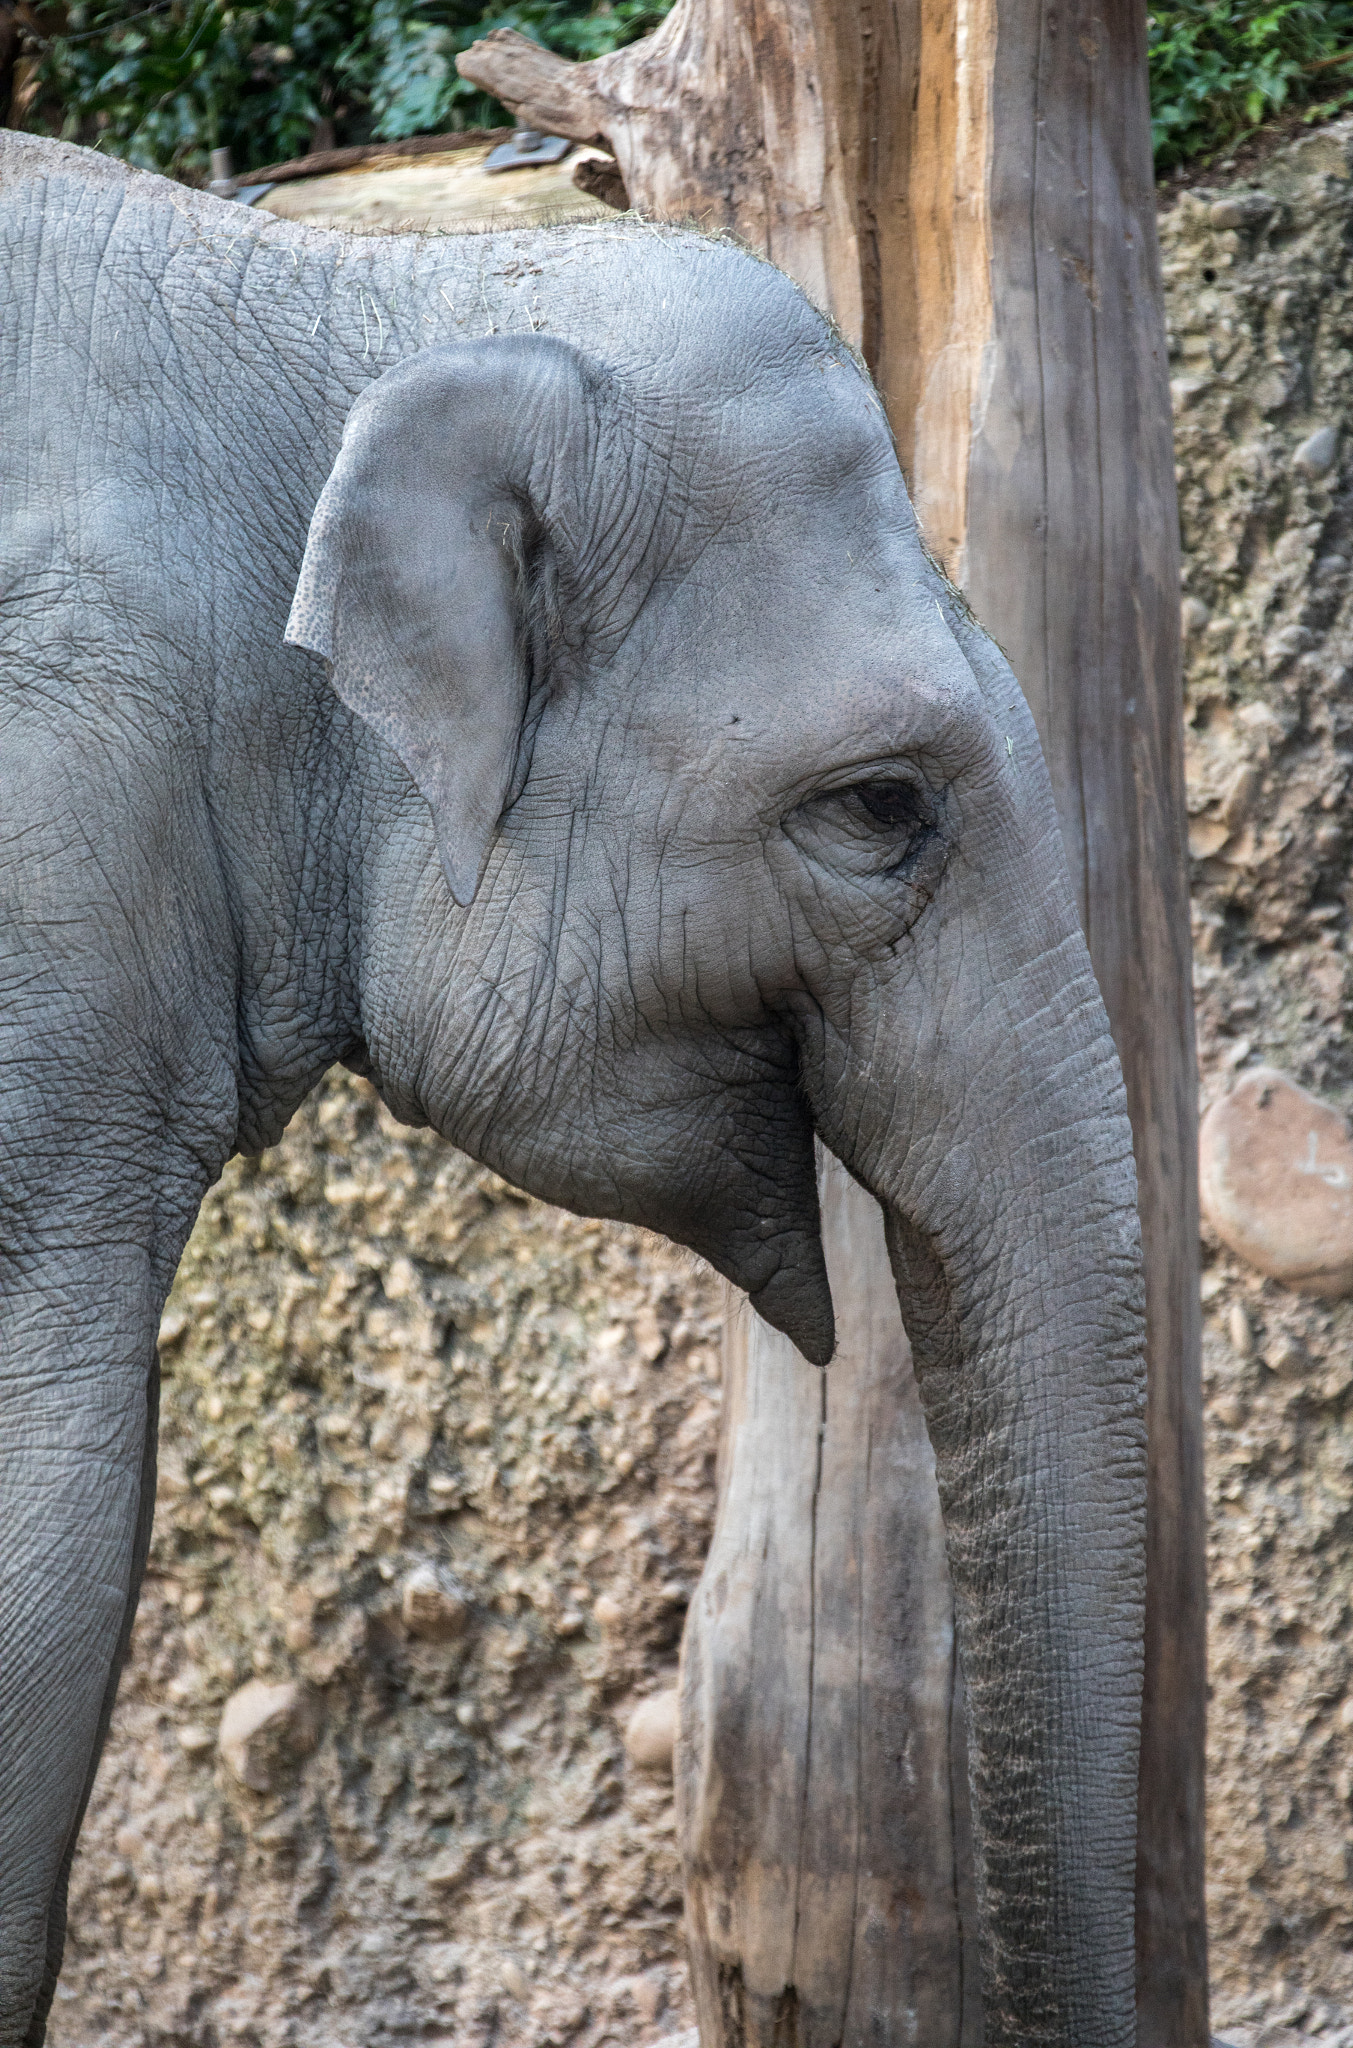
[242,127,510,187]
[457,7,869,321]
[906,12,1208,2042]
[462,6,1206,2043]
[679,1154,981,2045]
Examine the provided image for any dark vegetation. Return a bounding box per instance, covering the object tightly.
[1,0,1352,189]
[0,0,665,174]
[1149,1,1353,170]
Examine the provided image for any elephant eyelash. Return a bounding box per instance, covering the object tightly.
[848,779,934,836]
[836,777,949,898]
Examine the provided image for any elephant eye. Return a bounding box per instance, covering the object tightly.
[785,770,948,909]
[850,779,932,836]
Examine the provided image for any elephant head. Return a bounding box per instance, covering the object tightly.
[286,316,1146,2045]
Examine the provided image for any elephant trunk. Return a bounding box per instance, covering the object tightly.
[805,762,1147,2045]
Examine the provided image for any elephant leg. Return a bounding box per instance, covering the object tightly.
[0,1244,160,2048]
[22,1352,159,2048]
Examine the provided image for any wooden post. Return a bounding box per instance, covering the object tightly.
[678,1155,980,2045]
[460,7,1206,2042]
[887,9,1208,2039]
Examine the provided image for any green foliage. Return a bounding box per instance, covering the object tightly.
[15,0,1353,182]
[15,0,668,177]
[366,0,663,141]
[1149,1,1353,170]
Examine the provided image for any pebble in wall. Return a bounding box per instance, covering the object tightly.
[1199,1067,1353,1293]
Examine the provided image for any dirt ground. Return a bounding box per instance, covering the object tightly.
[40,114,1353,2048]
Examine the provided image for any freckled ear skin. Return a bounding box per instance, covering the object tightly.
[286,338,587,905]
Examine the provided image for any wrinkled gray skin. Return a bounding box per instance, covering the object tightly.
[0,132,1146,2047]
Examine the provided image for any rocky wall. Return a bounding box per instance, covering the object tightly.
[1166,118,1353,2038]
[47,1078,720,2046]
[45,113,1353,2048]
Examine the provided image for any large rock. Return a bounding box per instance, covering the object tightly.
[1199,1068,1353,1293]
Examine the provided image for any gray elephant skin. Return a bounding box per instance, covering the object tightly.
[0,132,1146,2047]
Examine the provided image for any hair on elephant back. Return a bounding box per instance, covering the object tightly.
[0,130,1144,2048]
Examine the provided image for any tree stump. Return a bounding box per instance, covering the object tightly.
[461,6,1206,2042]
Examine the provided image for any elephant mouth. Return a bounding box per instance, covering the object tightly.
[625,1058,836,1368]
[435,1006,837,1363]
[671,1039,835,1366]
[708,1207,835,1366]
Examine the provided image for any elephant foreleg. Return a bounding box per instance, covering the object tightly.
[0,1245,159,2048]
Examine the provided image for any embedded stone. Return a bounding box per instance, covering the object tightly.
[623,1689,678,1773]
[424,1839,483,1893]
[1294,424,1339,478]
[218,1679,320,1792]
[500,1957,530,2001]
[1208,191,1274,231]
[610,1973,663,2023]
[400,1564,468,1641]
[1199,1067,1353,1293]
[1263,1333,1308,1378]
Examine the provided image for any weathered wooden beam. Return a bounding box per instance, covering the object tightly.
[893,8,1208,2037]
[985,17,1206,2041]
[678,1155,980,2046]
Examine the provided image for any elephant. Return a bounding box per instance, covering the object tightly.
[0,130,1146,2047]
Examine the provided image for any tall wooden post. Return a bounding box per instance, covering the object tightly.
[679,1158,980,2045]
[461,8,1206,2041]
[890,10,1208,2038]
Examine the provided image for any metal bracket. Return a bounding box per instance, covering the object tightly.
[483,129,573,173]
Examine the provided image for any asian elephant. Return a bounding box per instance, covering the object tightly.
[0,131,1146,2047]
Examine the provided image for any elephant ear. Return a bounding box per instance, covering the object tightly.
[286,338,588,906]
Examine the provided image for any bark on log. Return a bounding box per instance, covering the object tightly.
[951,16,1207,2043]
[242,127,511,186]
[461,7,1207,2043]
[457,12,869,325]
[678,1154,980,2046]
